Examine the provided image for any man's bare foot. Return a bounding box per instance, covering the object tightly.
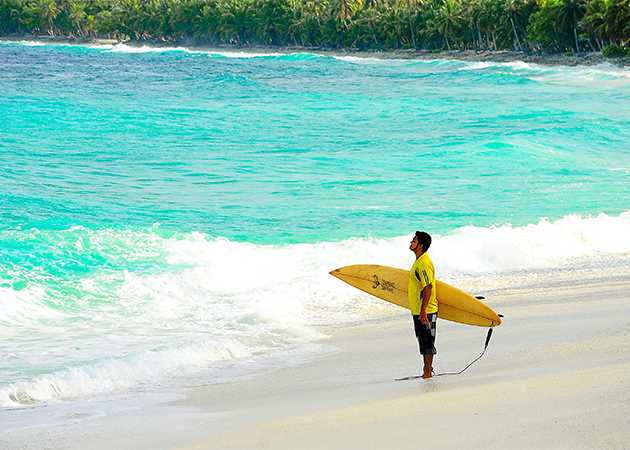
[422,355,434,379]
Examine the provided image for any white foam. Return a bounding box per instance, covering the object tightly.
[102,43,192,54]
[330,54,409,65]
[15,40,49,47]
[4,39,287,59]
[208,50,286,58]
[432,212,630,277]
[0,339,251,406]
[0,285,69,330]
[94,42,284,58]
[2,211,629,407]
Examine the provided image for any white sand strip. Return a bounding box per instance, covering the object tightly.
[177,279,630,450]
[3,278,628,450]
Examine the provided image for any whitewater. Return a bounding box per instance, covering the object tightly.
[1,40,629,432]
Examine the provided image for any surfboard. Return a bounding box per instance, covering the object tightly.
[330,264,501,327]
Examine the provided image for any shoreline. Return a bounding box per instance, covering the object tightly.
[1,274,629,449]
[3,34,630,68]
[177,277,630,450]
[2,34,630,449]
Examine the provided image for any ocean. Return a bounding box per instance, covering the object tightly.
[1,40,629,430]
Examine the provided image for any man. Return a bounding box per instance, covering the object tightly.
[409,231,438,378]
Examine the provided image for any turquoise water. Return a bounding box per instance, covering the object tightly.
[2,42,629,243]
[1,40,630,411]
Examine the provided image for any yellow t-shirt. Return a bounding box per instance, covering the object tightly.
[408,252,438,315]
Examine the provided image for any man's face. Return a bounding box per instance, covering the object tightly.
[410,236,420,252]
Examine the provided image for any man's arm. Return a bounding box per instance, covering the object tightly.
[420,283,432,324]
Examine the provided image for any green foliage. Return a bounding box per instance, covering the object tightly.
[527,0,559,48]
[604,0,630,45]
[527,0,588,52]
[602,42,625,55]
[0,0,628,52]
[0,0,27,33]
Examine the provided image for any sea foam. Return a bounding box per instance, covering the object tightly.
[2,212,629,406]
[433,212,630,276]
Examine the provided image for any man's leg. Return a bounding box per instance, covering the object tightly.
[423,354,433,378]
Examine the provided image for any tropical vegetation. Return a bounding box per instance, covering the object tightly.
[1,0,629,54]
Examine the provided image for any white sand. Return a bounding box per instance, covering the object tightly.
[3,277,629,450]
[174,278,630,450]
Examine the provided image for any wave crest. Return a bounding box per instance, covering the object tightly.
[2,211,629,406]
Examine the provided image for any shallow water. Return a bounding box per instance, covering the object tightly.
[1,40,629,415]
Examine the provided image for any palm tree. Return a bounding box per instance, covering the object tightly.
[193,4,219,42]
[556,0,587,52]
[250,0,290,45]
[331,0,363,29]
[169,0,202,39]
[68,0,88,36]
[462,0,479,50]
[217,0,252,45]
[432,0,463,49]
[406,0,423,48]
[472,0,500,50]
[289,2,323,46]
[115,0,143,40]
[581,0,608,49]
[604,0,630,45]
[503,0,524,51]
[25,0,61,35]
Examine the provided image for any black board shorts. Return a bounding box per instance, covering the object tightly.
[412,313,437,355]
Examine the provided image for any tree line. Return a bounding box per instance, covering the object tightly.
[1,0,629,54]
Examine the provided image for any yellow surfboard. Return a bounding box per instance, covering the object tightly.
[330,264,501,327]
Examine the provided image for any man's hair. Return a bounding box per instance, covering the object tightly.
[415,231,432,252]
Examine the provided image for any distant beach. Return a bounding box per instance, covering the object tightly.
[4,34,629,68]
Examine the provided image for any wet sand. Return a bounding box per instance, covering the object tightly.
[2,274,629,450]
[174,276,630,450]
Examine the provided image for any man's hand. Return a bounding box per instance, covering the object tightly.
[420,310,428,325]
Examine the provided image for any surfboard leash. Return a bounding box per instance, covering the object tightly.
[395,314,503,381]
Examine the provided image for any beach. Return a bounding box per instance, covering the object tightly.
[5,270,629,450]
[174,273,630,450]
[4,34,629,67]
[2,39,630,450]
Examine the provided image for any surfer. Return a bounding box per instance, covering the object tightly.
[409,231,438,379]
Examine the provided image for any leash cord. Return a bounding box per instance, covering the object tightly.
[433,327,494,377]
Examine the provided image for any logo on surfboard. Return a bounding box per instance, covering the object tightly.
[372,275,394,292]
